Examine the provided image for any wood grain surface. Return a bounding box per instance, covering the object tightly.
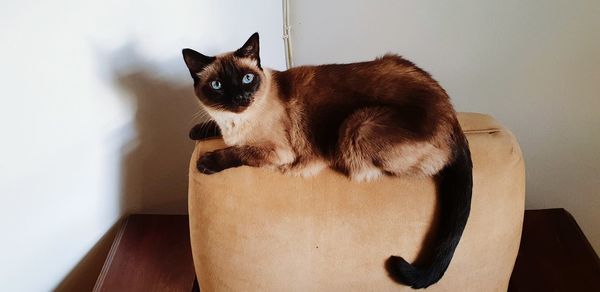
[509,208,600,291]
[93,215,195,292]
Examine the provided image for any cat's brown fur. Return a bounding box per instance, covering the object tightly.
[183,33,472,289]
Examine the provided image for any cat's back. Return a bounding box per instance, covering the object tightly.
[273,54,445,106]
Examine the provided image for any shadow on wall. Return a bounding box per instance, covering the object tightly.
[55,45,204,291]
[108,45,203,215]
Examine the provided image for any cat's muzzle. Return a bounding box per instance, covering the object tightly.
[233,95,253,106]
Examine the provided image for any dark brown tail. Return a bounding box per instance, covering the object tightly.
[386,135,473,289]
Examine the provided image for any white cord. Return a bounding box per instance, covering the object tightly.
[282,0,294,69]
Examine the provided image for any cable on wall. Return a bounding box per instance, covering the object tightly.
[282,0,294,68]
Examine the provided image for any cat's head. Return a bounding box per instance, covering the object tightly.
[182,32,266,114]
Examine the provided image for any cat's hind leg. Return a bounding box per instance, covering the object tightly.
[279,158,328,178]
[335,106,450,182]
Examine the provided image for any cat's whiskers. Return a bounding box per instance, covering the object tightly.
[197,122,209,139]
[192,109,212,122]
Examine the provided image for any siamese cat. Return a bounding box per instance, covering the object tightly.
[182,33,472,289]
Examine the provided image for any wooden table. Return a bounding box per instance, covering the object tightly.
[93,209,600,291]
[508,209,600,291]
[92,215,197,291]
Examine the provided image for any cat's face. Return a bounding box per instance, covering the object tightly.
[182,33,265,114]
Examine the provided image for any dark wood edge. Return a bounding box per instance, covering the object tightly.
[557,208,600,265]
[92,217,129,292]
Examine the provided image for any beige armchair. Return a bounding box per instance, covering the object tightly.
[188,113,525,291]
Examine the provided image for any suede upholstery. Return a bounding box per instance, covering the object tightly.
[188,113,525,291]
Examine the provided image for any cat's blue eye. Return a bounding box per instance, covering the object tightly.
[210,81,222,90]
[242,73,254,84]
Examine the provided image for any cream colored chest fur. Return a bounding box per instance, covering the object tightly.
[203,92,296,165]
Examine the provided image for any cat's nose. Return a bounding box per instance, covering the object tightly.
[234,94,251,105]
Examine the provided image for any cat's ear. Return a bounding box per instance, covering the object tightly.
[182,48,215,74]
[234,32,261,67]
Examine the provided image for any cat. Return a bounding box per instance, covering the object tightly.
[182,32,472,289]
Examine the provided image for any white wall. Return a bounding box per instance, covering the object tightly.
[290,0,600,251]
[0,1,285,291]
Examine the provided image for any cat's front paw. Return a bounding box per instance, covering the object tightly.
[196,152,226,174]
[189,121,221,140]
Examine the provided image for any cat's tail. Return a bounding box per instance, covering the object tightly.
[386,133,473,289]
